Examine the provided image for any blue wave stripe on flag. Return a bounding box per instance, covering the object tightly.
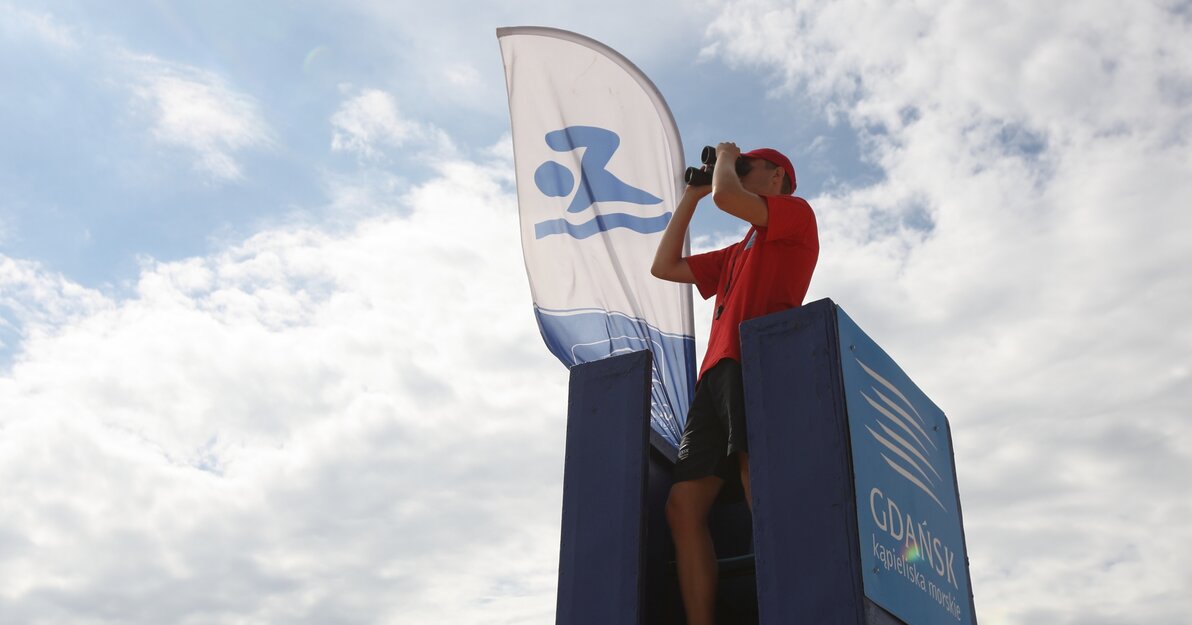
[534,212,672,240]
[535,307,695,448]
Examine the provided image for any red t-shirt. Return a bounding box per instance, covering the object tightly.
[686,195,819,380]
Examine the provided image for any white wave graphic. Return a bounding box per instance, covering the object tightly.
[857,357,948,513]
[864,421,940,486]
[871,387,936,451]
[880,454,947,512]
[860,392,941,479]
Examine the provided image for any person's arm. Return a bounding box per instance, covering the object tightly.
[711,142,769,227]
[651,183,709,283]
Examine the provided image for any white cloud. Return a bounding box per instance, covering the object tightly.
[323,168,410,216]
[707,2,1192,623]
[443,63,482,89]
[2,7,270,184]
[340,0,723,121]
[0,256,110,342]
[330,88,419,160]
[324,88,460,217]
[0,4,78,50]
[128,56,271,181]
[0,147,569,624]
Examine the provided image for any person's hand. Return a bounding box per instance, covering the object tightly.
[716,141,741,162]
[683,165,714,199]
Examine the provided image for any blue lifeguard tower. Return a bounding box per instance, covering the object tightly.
[554,298,978,625]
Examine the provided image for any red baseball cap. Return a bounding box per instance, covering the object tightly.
[742,148,796,194]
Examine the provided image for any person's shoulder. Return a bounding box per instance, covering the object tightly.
[767,194,813,211]
[765,195,815,221]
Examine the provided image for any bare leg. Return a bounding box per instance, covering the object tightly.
[667,475,725,625]
[738,452,752,512]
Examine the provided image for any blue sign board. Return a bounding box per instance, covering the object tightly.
[837,308,976,625]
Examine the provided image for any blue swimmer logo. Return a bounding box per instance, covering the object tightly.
[532,126,671,240]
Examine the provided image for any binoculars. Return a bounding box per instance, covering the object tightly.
[684,145,753,186]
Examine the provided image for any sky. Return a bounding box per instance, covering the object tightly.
[1,1,1190,624]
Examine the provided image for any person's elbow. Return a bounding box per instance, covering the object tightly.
[712,188,750,217]
[652,259,688,282]
[710,188,736,211]
[712,189,768,226]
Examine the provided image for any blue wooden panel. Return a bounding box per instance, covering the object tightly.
[740,298,865,625]
[557,350,653,625]
[643,443,682,625]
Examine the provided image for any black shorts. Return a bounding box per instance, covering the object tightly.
[672,358,748,488]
